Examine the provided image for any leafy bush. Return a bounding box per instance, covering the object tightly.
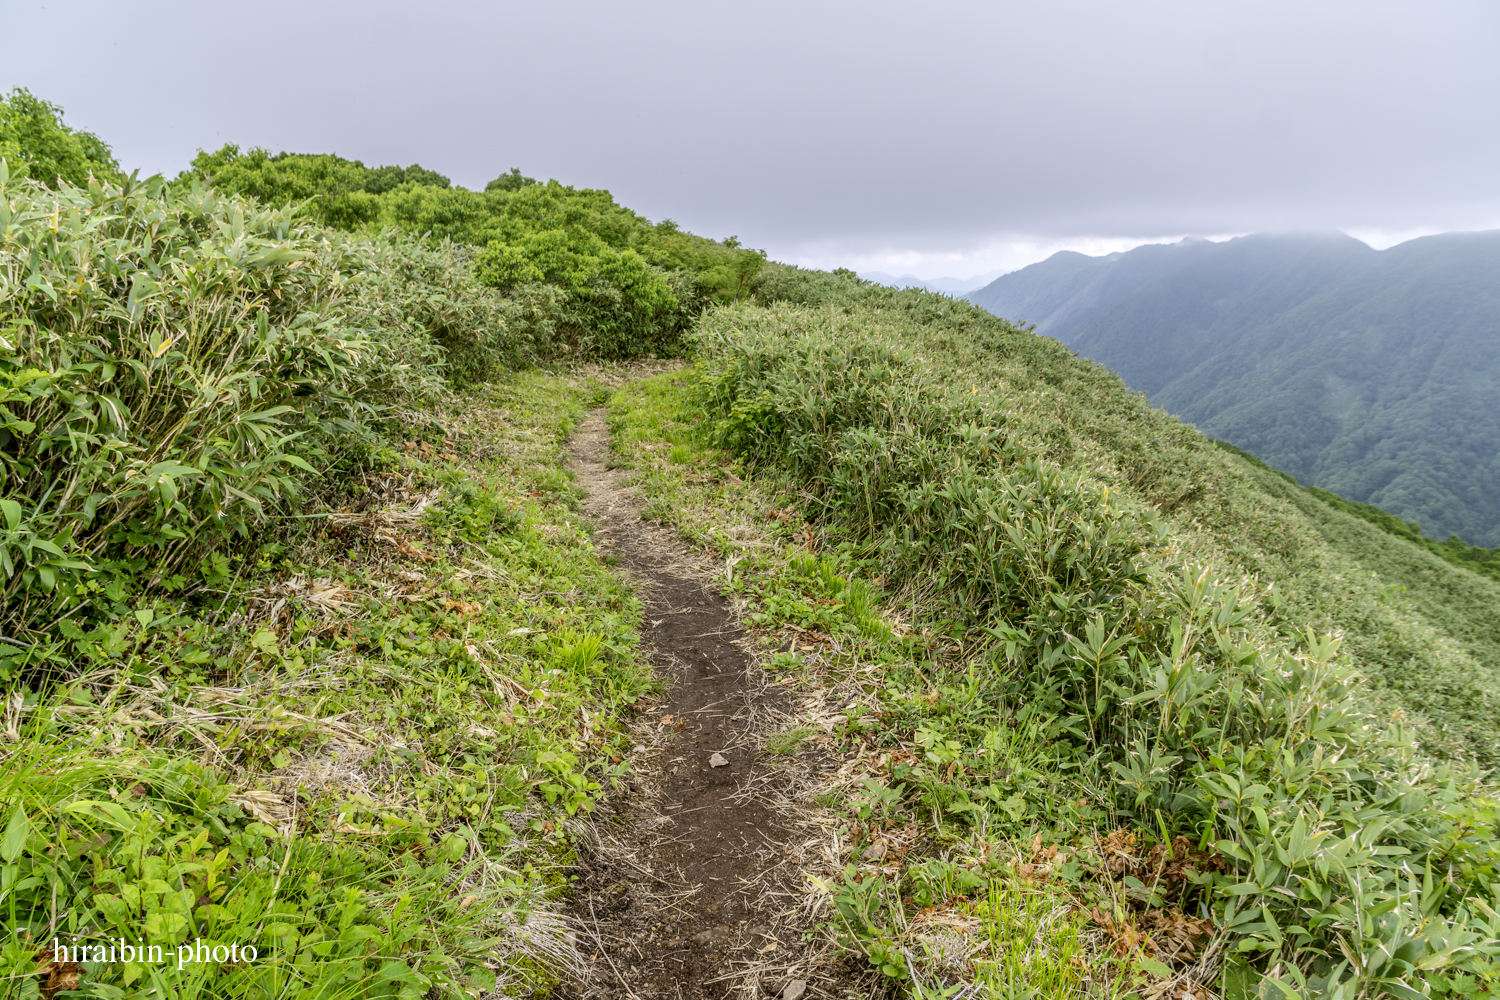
[334,233,562,384]
[474,227,681,357]
[188,146,450,230]
[0,169,362,617]
[0,88,120,189]
[195,149,767,354]
[484,167,538,192]
[0,166,532,678]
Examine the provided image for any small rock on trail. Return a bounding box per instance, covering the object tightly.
[561,408,827,999]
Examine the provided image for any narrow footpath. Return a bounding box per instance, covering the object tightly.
[563,410,827,1000]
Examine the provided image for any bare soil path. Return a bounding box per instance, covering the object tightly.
[563,409,822,1000]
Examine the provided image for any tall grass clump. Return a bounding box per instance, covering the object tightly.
[693,299,1500,997]
[0,164,537,677]
[1,167,360,629]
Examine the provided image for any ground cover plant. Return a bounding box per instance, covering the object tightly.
[599,275,1500,998]
[1,368,659,998]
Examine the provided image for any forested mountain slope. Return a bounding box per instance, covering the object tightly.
[966,236,1220,338]
[968,231,1500,545]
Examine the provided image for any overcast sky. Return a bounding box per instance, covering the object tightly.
[4,0,1497,277]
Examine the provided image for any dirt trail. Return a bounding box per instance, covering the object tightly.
[563,409,824,1000]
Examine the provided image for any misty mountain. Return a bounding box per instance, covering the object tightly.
[968,232,1500,545]
[861,268,1009,294]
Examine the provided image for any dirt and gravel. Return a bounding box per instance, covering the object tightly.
[561,409,847,1000]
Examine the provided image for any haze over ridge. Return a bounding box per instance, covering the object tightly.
[3,0,1498,276]
[968,230,1500,545]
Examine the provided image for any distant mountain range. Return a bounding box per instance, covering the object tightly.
[860,268,1009,294]
[967,232,1500,545]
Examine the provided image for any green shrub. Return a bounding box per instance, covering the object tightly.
[335,233,560,384]
[0,167,515,677]
[474,228,681,357]
[484,167,538,193]
[196,150,767,354]
[0,170,360,614]
[0,88,120,189]
[187,146,451,231]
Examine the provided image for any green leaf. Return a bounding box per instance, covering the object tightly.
[376,960,428,986]
[142,461,201,479]
[26,273,57,302]
[1137,955,1173,978]
[271,452,319,474]
[63,799,139,831]
[1,804,30,861]
[0,498,20,531]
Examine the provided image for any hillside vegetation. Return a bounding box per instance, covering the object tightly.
[678,263,1500,996]
[1211,440,1500,586]
[1,92,1497,1000]
[968,232,1500,547]
[191,145,769,352]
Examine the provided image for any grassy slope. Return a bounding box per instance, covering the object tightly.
[4,370,656,999]
[1237,461,1500,682]
[605,365,1500,998]
[1210,440,1500,586]
[743,271,1500,763]
[660,273,1500,996]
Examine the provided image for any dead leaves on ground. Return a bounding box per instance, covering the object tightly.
[1096,830,1227,884]
[401,439,462,463]
[31,948,81,1000]
[242,575,358,630]
[1088,906,1215,963]
[1003,831,1225,990]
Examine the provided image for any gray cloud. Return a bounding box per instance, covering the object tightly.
[5,0,1497,268]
